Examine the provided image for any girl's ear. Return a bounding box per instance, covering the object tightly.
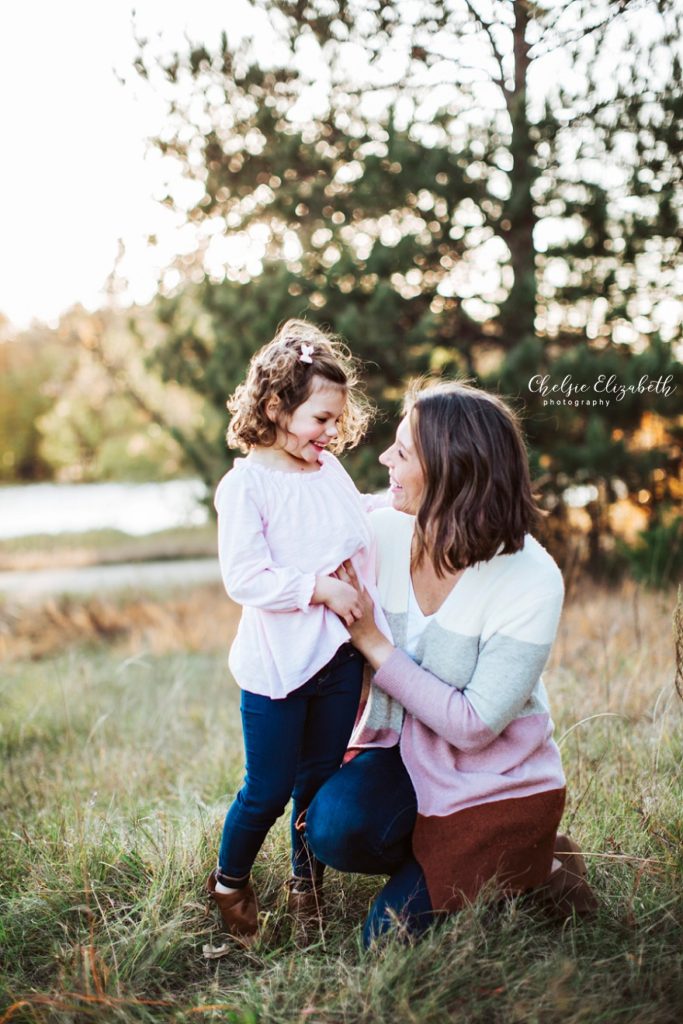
[265,395,281,423]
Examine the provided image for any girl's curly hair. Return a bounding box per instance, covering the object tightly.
[226,319,372,454]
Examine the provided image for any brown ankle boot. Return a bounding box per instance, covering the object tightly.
[536,833,599,919]
[206,870,259,941]
[286,878,325,944]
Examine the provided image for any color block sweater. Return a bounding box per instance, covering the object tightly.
[349,508,566,906]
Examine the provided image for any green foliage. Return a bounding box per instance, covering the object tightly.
[38,386,174,483]
[619,513,683,588]
[0,308,206,484]
[0,331,71,481]
[36,308,205,483]
[80,0,679,579]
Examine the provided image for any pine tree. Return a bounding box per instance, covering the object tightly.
[130,0,682,571]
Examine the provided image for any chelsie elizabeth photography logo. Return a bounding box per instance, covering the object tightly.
[528,373,677,408]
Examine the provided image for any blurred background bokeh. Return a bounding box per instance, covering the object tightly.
[1,0,681,591]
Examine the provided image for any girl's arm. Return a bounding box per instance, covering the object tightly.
[217,475,315,611]
[217,475,360,621]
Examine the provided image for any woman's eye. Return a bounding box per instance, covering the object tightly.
[398,449,406,459]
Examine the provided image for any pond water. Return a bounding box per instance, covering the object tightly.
[0,477,595,542]
[0,479,210,539]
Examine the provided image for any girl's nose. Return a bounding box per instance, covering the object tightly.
[326,422,338,437]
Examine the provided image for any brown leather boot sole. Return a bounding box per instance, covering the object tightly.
[536,833,599,919]
[206,870,259,941]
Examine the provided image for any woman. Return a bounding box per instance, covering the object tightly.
[305,380,597,945]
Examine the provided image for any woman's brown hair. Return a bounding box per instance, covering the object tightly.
[407,380,542,576]
[227,319,371,453]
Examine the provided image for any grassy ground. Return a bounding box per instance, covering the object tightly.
[1,583,681,1023]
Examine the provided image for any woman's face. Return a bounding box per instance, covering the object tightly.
[379,414,425,515]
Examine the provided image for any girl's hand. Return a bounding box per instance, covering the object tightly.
[313,575,361,627]
[335,561,394,669]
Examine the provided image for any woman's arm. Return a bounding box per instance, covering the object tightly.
[372,590,562,751]
[339,562,562,752]
[339,567,395,665]
[343,587,492,750]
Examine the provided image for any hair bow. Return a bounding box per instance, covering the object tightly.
[299,343,314,364]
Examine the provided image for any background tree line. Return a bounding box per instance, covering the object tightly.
[2,0,681,584]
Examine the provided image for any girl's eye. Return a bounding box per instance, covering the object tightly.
[315,417,327,424]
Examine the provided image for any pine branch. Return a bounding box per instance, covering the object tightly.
[324,68,497,99]
[530,0,640,59]
[461,0,508,91]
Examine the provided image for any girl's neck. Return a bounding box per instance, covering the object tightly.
[249,445,322,474]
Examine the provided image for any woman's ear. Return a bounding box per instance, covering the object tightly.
[265,395,281,423]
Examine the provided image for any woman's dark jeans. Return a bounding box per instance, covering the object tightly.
[219,644,363,884]
[306,746,435,946]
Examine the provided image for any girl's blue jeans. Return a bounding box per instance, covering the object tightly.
[305,746,435,946]
[219,643,363,885]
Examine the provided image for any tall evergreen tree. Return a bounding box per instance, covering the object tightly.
[130,0,682,570]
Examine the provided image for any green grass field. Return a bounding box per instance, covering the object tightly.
[1,584,681,1023]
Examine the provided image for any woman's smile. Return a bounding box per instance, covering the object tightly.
[380,416,425,515]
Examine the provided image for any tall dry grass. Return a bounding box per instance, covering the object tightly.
[0,582,681,1023]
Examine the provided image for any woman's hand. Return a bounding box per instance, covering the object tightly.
[335,561,395,670]
[313,575,361,627]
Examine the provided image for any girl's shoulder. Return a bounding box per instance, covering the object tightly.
[319,450,347,477]
[318,451,360,491]
[215,453,344,512]
[214,458,266,512]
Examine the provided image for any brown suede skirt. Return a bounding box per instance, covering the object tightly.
[412,788,567,912]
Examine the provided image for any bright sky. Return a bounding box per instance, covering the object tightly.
[0,0,540,331]
[0,0,265,329]
[1,1,674,335]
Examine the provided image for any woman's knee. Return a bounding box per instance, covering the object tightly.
[306,783,377,870]
[306,751,416,873]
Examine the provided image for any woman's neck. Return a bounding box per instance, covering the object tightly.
[410,543,465,617]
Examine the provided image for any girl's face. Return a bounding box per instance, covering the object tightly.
[379,414,425,515]
[271,376,347,466]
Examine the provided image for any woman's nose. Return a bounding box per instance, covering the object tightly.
[379,447,391,466]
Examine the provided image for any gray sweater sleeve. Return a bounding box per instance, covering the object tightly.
[373,588,563,750]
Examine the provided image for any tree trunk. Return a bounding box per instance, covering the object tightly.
[499,0,536,350]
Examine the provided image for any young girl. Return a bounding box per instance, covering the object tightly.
[207,319,384,942]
